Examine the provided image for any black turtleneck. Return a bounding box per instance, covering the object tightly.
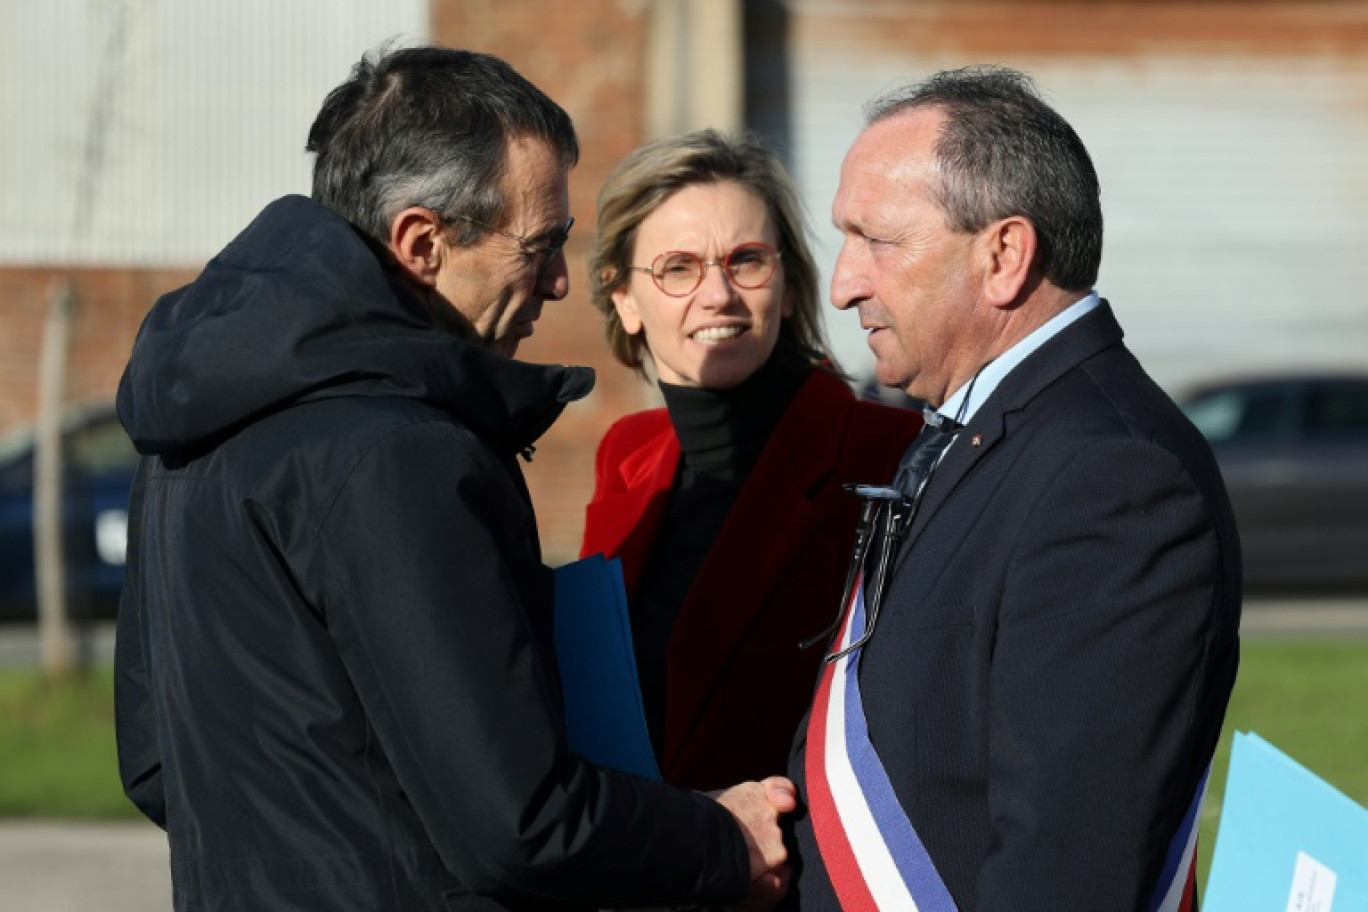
[633,345,812,759]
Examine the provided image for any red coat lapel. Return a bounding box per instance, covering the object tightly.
[578,372,916,783]
[661,372,853,774]
[580,411,679,597]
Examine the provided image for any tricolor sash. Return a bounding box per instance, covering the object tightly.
[805,571,958,911]
[1147,766,1208,912]
[804,571,1210,911]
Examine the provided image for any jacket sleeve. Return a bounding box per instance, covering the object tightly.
[113,459,167,829]
[313,419,751,909]
[979,438,1237,908]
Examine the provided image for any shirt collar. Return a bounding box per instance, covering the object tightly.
[937,291,1101,425]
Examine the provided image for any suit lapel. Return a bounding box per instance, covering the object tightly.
[662,373,851,773]
[898,301,1127,559]
[896,403,1002,560]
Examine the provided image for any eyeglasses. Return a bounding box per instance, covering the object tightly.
[627,242,781,297]
[445,212,575,276]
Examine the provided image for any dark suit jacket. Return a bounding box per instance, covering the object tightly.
[581,370,922,790]
[787,303,1242,911]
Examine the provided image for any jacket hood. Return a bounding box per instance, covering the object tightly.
[118,195,593,457]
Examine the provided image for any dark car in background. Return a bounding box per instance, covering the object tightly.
[0,404,139,621]
[1180,374,1368,592]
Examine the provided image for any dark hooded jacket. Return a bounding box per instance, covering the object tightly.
[114,195,750,911]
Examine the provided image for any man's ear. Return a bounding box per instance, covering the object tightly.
[982,216,1037,308]
[387,207,445,286]
[610,280,644,335]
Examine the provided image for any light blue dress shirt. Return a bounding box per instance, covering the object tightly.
[937,291,1101,427]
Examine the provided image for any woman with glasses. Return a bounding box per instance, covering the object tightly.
[581,130,922,790]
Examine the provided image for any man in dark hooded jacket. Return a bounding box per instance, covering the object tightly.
[115,46,793,911]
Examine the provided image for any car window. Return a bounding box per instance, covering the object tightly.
[1304,384,1368,441]
[69,417,139,473]
[0,427,34,466]
[0,411,138,486]
[1185,387,1297,444]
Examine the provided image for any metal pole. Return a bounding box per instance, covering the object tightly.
[36,282,74,678]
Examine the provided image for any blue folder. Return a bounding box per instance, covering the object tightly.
[1205,731,1368,911]
[552,555,662,781]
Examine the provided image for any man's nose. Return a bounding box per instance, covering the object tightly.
[538,248,570,301]
[830,242,864,311]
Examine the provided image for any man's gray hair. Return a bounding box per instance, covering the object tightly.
[307,44,578,246]
[866,66,1102,291]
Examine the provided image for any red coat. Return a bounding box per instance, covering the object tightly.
[580,370,922,789]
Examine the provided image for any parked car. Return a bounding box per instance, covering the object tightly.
[0,403,138,621]
[1179,374,1368,592]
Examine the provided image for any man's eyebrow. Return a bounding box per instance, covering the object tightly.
[527,220,569,247]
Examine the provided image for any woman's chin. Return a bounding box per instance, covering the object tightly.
[693,359,762,391]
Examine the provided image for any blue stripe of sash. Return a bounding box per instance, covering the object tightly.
[842,589,959,911]
[1146,765,1208,912]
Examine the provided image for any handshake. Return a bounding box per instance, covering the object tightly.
[714,777,798,907]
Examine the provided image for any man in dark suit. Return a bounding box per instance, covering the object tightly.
[787,67,1241,911]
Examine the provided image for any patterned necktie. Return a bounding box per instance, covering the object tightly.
[891,406,960,499]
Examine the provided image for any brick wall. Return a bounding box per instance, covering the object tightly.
[434,0,659,563]
[0,268,197,433]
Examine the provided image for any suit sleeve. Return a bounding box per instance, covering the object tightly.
[314,420,751,909]
[979,437,1231,909]
[113,459,167,829]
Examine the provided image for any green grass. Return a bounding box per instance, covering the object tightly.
[0,666,136,818]
[1197,638,1368,894]
[2,640,1367,894]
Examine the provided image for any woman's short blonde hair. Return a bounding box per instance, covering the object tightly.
[590,129,837,377]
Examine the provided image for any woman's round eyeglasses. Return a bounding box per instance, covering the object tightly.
[627,242,781,297]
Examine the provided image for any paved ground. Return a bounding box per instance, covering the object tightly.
[0,820,171,911]
[0,622,118,668]
[2,598,1364,909]
[1238,597,1368,636]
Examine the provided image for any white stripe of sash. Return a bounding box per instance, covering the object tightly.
[824,591,921,912]
[1151,775,1207,912]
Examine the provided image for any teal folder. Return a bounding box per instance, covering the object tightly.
[552,555,662,781]
[1205,731,1368,911]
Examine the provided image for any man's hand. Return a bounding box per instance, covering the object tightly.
[713,777,797,907]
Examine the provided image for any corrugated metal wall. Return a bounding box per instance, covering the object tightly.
[0,0,428,266]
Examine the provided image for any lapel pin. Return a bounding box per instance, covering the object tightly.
[971,434,982,447]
